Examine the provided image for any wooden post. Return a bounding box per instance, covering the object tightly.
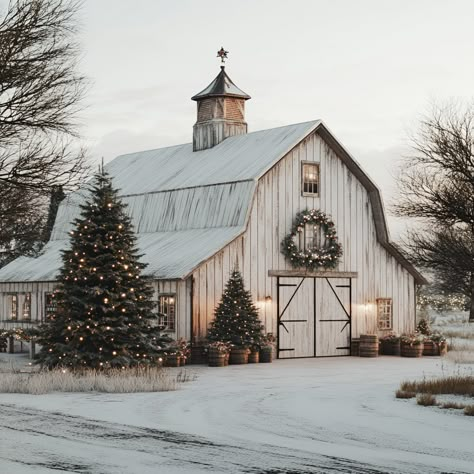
[8,336,14,354]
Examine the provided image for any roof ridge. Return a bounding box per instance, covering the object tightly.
[112,120,320,160]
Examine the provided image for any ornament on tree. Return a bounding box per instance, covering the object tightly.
[36,170,171,369]
[207,270,264,348]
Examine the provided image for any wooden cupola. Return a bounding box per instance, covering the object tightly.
[191,66,251,151]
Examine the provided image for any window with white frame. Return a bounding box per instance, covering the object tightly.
[158,295,176,331]
[9,294,18,320]
[302,162,319,195]
[377,298,393,330]
[22,293,31,320]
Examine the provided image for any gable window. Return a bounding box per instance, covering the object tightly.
[377,298,393,330]
[158,295,176,331]
[22,293,31,320]
[302,162,319,196]
[9,295,18,320]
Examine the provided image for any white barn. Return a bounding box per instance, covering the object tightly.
[0,65,424,358]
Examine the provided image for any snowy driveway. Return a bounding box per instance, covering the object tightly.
[0,357,473,473]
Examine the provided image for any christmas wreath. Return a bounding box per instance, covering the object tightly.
[281,209,342,270]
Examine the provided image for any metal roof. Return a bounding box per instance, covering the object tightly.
[0,228,242,282]
[0,119,424,283]
[191,66,251,101]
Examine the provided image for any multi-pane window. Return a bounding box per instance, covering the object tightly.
[158,295,176,331]
[377,298,393,330]
[45,293,57,321]
[302,162,319,195]
[22,293,31,320]
[303,223,325,251]
[9,295,18,320]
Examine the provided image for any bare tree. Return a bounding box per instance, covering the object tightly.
[396,102,474,321]
[0,0,88,266]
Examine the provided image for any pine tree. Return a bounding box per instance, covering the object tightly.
[207,270,264,347]
[36,170,168,369]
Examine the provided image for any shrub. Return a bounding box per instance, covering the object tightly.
[395,389,416,399]
[401,376,474,396]
[417,393,437,406]
[464,405,474,416]
[439,401,466,410]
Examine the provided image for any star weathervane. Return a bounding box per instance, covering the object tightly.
[217,47,228,64]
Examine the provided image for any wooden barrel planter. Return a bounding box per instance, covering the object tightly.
[229,347,249,365]
[423,340,437,356]
[208,349,226,367]
[260,347,273,363]
[189,346,208,365]
[351,339,360,356]
[359,335,379,358]
[438,342,448,356]
[401,343,423,358]
[381,340,401,356]
[165,354,181,367]
[248,350,259,363]
[224,352,230,366]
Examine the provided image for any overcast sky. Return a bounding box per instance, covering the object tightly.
[4,0,474,238]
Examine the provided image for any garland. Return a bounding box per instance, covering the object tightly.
[281,209,342,270]
[0,327,39,342]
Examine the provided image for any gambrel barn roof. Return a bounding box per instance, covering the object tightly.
[0,120,425,284]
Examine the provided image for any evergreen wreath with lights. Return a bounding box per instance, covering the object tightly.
[281,209,342,270]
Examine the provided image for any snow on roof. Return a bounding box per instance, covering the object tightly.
[0,228,242,282]
[0,121,319,282]
[106,120,319,195]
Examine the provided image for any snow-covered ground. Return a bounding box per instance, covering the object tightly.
[1,355,473,474]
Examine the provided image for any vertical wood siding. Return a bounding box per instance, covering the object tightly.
[191,132,416,341]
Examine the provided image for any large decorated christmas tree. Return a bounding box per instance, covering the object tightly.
[37,170,167,369]
[207,270,263,347]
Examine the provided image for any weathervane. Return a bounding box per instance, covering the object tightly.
[217,47,228,64]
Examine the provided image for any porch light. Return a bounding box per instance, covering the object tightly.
[265,296,272,303]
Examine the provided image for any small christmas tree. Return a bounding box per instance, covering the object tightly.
[207,270,263,347]
[416,318,431,336]
[37,170,168,369]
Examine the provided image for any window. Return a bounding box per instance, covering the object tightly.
[303,223,325,251]
[302,162,319,195]
[9,295,18,320]
[45,293,57,321]
[22,293,31,320]
[158,295,176,331]
[377,298,393,330]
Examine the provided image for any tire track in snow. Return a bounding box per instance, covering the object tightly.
[0,403,417,474]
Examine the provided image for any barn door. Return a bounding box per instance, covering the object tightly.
[315,278,351,356]
[277,277,315,358]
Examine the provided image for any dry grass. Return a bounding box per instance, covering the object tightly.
[445,350,474,365]
[439,401,466,410]
[395,389,416,399]
[0,367,180,394]
[464,405,474,416]
[443,329,474,340]
[416,393,437,406]
[400,376,474,396]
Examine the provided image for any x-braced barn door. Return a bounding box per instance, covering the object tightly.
[276,276,352,358]
[315,278,351,357]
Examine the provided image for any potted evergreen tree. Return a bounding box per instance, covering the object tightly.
[207,270,264,365]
